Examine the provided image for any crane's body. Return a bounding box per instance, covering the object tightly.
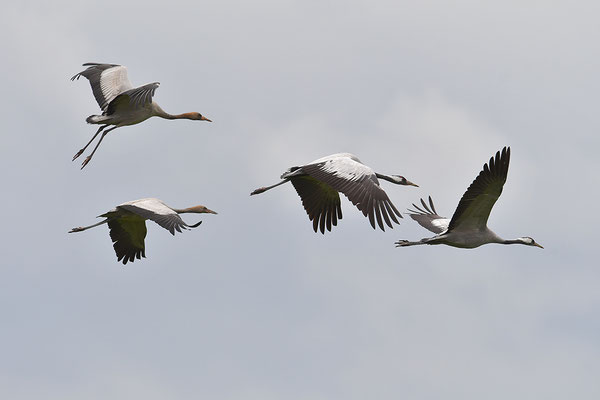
[71,63,211,169]
[251,153,418,233]
[408,226,505,249]
[395,147,543,249]
[85,102,156,126]
[69,198,217,264]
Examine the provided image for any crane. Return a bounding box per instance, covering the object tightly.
[71,63,212,169]
[69,198,217,264]
[251,153,418,233]
[395,147,543,249]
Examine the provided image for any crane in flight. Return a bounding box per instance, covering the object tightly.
[71,63,212,169]
[395,147,543,249]
[251,153,418,233]
[69,198,217,264]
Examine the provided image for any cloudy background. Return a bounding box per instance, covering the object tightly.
[1,1,599,398]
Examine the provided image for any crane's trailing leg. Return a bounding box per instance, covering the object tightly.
[395,239,428,247]
[250,180,289,195]
[69,219,108,233]
[395,235,445,247]
[80,126,119,169]
[73,125,108,161]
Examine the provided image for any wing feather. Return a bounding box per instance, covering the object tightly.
[106,216,147,265]
[448,147,510,231]
[71,63,134,112]
[289,176,342,234]
[117,198,190,235]
[374,201,384,230]
[380,200,392,228]
[300,158,402,231]
[383,201,400,225]
[406,196,450,234]
[106,82,160,114]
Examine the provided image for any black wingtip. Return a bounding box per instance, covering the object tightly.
[188,220,203,229]
[428,196,438,215]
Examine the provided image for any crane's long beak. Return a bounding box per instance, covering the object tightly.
[205,208,218,215]
[406,180,419,187]
[201,115,212,122]
[534,242,544,249]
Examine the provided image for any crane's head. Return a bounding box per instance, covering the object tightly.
[185,112,212,122]
[391,175,419,187]
[518,237,544,248]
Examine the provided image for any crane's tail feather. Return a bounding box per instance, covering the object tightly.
[86,115,108,124]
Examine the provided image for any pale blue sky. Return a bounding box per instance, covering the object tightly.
[1,1,599,399]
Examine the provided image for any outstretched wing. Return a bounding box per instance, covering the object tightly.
[406,196,449,234]
[289,175,343,234]
[448,147,510,232]
[71,63,134,112]
[300,157,402,231]
[117,198,198,235]
[106,82,160,114]
[106,216,147,265]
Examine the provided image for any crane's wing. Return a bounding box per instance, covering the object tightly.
[448,147,510,232]
[105,216,147,265]
[117,198,198,235]
[406,196,449,234]
[106,82,160,114]
[289,175,343,234]
[300,158,402,231]
[71,63,134,112]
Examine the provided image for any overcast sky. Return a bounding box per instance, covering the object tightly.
[1,1,599,399]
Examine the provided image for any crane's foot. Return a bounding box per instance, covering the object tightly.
[81,156,92,169]
[395,240,411,247]
[250,187,266,195]
[69,227,84,233]
[72,149,85,161]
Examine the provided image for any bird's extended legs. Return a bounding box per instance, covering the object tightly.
[395,239,428,247]
[73,125,108,161]
[68,219,108,233]
[79,126,119,169]
[250,180,288,195]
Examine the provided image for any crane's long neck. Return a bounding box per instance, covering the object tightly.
[170,207,205,229]
[172,207,202,214]
[375,173,396,183]
[501,238,526,245]
[152,104,194,120]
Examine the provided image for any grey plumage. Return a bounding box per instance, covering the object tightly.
[396,147,543,249]
[71,63,211,169]
[69,198,217,264]
[448,146,510,231]
[251,153,418,233]
[406,196,448,234]
[71,63,138,111]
